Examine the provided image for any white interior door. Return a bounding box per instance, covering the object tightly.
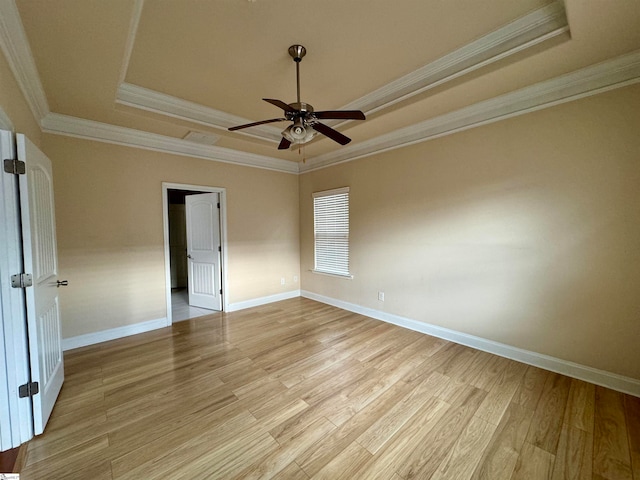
[0,129,33,450]
[186,193,222,311]
[17,133,64,435]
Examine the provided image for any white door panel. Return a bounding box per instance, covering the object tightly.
[186,193,221,311]
[17,133,64,435]
[0,129,33,450]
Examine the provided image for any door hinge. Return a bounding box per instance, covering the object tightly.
[4,158,26,175]
[18,381,39,398]
[218,246,221,252]
[219,289,222,295]
[11,273,33,288]
[217,202,220,208]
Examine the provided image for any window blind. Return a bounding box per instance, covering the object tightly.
[313,187,350,276]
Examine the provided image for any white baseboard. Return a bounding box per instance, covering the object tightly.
[301,290,640,397]
[61,290,302,351]
[227,290,301,313]
[62,317,169,351]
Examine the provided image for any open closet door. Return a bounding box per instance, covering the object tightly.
[17,133,64,435]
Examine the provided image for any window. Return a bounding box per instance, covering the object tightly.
[313,187,351,277]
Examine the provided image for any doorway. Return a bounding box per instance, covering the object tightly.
[162,183,228,324]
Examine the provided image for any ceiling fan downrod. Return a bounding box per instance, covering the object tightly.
[288,45,306,105]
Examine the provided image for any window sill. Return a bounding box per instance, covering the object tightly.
[311,269,354,280]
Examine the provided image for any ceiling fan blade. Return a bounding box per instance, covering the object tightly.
[278,137,292,150]
[263,98,298,113]
[314,110,366,120]
[311,122,352,146]
[228,117,287,131]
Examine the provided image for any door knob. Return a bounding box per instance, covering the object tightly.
[187,254,193,259]
[56,280,69,287]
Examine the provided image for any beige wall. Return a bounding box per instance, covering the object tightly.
[42,135,300,338]
[300,84,640,380]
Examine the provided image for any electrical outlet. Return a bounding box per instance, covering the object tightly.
[378,291,385,302]
[281,277,286,285]
[293,275,298,283]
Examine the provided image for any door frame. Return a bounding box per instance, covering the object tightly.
[162,182,228,323]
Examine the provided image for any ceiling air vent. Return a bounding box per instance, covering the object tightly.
[183,131,220,146]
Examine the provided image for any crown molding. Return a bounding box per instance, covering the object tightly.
[0,0,49,122]
[116,82,282,143]
[41,113,298,174]
[329,2,569,127]
[117,0,145,86]
[301,49,640,173]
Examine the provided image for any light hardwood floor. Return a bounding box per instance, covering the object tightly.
[19,297,640,479]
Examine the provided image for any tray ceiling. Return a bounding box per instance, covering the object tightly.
[5,0,640,172]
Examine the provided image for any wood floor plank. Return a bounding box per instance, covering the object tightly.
[110,409,258,477]
[363,333,441,371]
[309,441,372,480]
[593,386,633,480]
[355,395,451,479]
[456,350,498,388]
[356,371,449,454]
[397,385,487,479]
[232,416,335,480]
[511,442,555,480]
[512,365,549,411]
[177,431,279,480]
[551,424,593,480]
[271,462,310,480]
[525,372,572,454]
[436,343,479,381]
[475,361,527,426]
[23,435,112,480]
[470,355,511,392]
[115,416,273,480]
[272,347,351,388]
[324,357,417,427]
[624,395,640,479]
[399,342,460,385]
[564,379,595,433]
[430,415,498,480]
[470,402,534,480]
[17,298,638,480]
[293,378,410,477]
[24,414,110,466]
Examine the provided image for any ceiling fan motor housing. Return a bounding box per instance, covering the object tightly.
[288,45,306,62]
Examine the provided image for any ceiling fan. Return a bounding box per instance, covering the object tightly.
[228,45,366,150]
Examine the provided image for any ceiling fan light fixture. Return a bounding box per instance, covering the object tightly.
[282,123,316,145]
